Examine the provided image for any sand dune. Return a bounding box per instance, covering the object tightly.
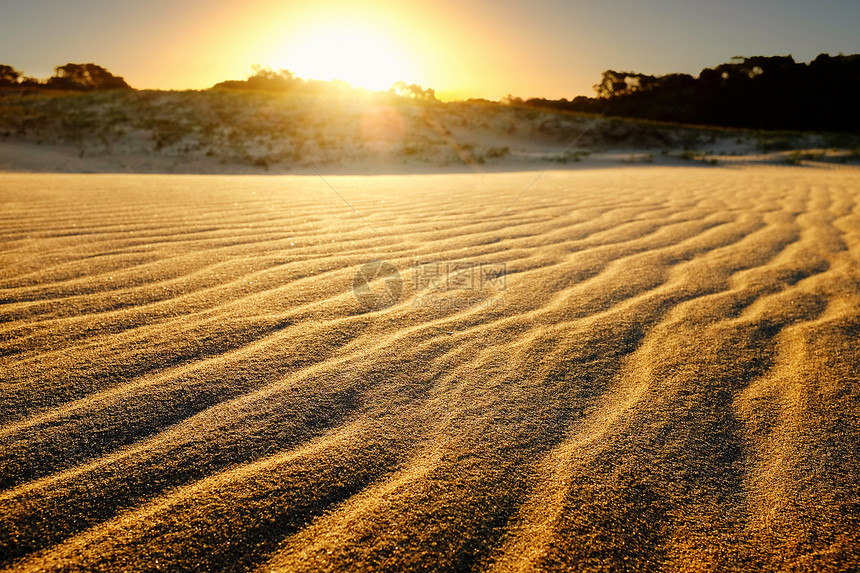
[2,166,860,571]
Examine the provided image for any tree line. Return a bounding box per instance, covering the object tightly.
[0,63,132,91]
[4,54,858,132]
[516,53,860,133]
[211,66,437,101]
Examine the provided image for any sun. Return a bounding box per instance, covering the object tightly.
[277,22,416,91]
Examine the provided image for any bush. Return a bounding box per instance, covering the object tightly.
[46,63,132,91]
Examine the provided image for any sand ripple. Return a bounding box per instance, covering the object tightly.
[2,168,860,571]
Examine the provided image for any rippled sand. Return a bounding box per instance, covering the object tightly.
[2,167,860,571]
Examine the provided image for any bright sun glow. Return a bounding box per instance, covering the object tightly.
[277,23,416,91]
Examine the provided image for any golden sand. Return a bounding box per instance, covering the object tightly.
[1,166,859,571]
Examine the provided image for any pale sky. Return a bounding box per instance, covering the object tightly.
[1,0,858,100]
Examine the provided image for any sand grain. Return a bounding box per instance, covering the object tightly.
[1,167,859,571]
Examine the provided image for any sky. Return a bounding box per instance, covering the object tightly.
[2,0,859,100]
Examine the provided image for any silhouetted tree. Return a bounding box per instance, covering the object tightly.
[594,70,626,98]
[46,63,132,91]
[212,66,299,92]
[389,81,436,101]
[501,94,523,106]
[527,53,860,133]
[19,76,42,88]
[0,64,21,87]
[594,71,658,98]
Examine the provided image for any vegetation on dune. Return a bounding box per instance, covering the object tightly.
[211,66,438,102]
[518,54,860,133]
[1,59,859,171]
[3,52,859,135]
[0,62,132,91]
